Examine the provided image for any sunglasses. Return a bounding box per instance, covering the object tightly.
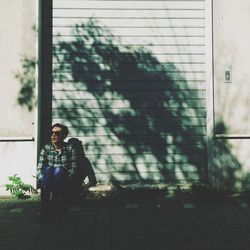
[51,131,63,136]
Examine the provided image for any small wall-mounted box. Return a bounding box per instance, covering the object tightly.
[224,65,232,83]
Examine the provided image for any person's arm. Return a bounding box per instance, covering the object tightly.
[67,145,77,178]
[37,146,48,182]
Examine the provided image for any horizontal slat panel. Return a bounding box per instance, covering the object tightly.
[83,147,202,155]
[53,1,205,10]
[52,65,206,73]
[63,135,206,143]
[93,174,201,183]
[51,127,207,136]
[64,131,206,138]
[88,155,206,165]
[52,89,205,98]
[53,26,205,36]
[68,141,205,148]
[53,35,204,45]
[52,100,206,113]
[53,9,204,19]
[52,112,206,120]
[52,100,206,110]
[90,160,205,171]
[84,153,207,163]
[53,18,204,27]
[53,54,205,67]
[85,155,205,163]
[50,118,206,136]
[49,113,207,122]
[66,137,205,146]
[51,114,206,125]
[52,81,206,91]
[89,159,205,169]
[94,177,203,183]
[52,43,205,51]
[52,71,206,80]
[53,45,205,53]
[51,114,205,123]
[92,170,206,176]
[51,77,205,85]
[51,126,206,137]
[52,61,205,73]
[53,52,205,63]
[52,73,205,83]
[51,104,205,114]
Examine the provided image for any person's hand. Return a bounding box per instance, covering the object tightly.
[36,179,41,189]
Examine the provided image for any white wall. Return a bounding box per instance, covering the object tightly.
[0,0,37,195]
[213,0,250,189]
[0,142,36,195]
[213,0,250,135]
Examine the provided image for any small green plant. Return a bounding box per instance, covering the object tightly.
[4,174,37,199]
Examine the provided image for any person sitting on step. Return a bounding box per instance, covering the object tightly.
[37,123,77,218]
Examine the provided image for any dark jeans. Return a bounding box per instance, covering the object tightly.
[40,166,68,213]
[68,173,87,204]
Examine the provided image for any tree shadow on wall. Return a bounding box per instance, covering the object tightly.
[50,18,241,188]
[211,120,243,190]
[15,56,36,111]
[15,25,37,111]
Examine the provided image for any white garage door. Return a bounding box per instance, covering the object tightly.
[51,0,208,184]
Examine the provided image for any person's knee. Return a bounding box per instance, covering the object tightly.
[41,166,54,188]
[53,167,68,188]
[43,166,54,175]
[54,167,67,176]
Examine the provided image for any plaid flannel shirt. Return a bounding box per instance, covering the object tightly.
[37,142,77,180]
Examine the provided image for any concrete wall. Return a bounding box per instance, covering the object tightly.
[0,0,37,195]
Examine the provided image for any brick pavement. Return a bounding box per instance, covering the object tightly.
[0,197,250,250]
